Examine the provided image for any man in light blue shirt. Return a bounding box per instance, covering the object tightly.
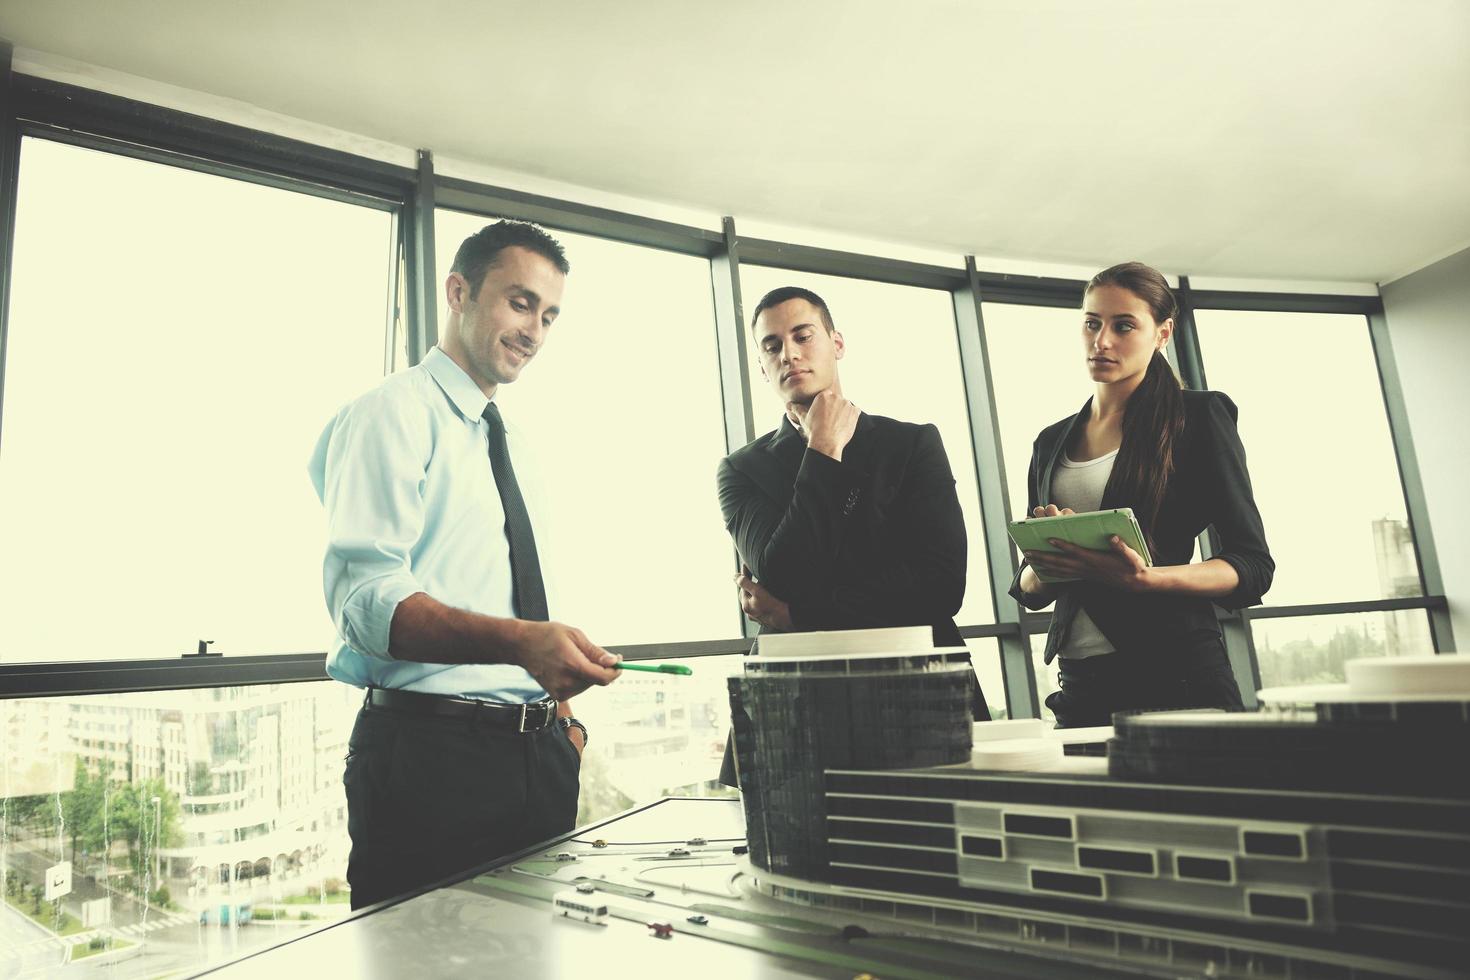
[309,220,621,909]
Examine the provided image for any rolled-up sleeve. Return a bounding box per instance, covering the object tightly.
[1201,391,1275,610]
[309,391,430,659]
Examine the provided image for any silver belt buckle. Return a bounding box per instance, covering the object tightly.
[518,699,556,733]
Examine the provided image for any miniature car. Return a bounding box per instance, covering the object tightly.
[591,839,608,848]
[686,837,707,846]
[731,845,749,855]
[648,921,674,939]
[553,852,576,862]
[575,881,596,894]
[686,914,709,925]
[666,847,691,858]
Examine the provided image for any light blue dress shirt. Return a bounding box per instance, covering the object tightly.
[308,346,549,702]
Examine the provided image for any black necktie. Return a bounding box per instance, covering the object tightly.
[482,403,548,622]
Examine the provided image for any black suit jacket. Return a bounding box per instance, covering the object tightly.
[716,412,986,787]
[717,412,967,647]
[1009,389,1274,664]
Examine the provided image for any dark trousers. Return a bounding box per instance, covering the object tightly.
[343,698,582,910]
[1046,630,1244,729]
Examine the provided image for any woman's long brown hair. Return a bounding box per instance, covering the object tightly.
[1087,262,1185,553]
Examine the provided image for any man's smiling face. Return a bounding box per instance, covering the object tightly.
[444,244,566,397]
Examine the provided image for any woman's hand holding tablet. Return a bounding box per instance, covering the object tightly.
[1010,507,1155,592]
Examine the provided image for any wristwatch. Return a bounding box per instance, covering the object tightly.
[560,716,589,748]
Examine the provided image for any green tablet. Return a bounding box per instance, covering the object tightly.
[1007,507,1153,584]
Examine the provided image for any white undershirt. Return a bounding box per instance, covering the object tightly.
[1049,448,1119,659]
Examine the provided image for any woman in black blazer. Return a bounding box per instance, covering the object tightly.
[1009,262,1274,727]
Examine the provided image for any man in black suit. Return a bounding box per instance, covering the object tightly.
[716,286,990,727]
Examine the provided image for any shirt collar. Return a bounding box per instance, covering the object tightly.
[422,346,505,428]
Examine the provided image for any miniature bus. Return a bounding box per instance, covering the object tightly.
[552,890,609,925]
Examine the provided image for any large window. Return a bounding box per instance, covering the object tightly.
[0,138,394,663]
[1194,311,1420,608]
[0,81,1448,822]
[433,212,738,647]
[737,266,995,626]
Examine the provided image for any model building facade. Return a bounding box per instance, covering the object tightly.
[730,642,1470,980]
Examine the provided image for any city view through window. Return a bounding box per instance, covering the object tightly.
[0,655,744,974]
[2,684,360,973]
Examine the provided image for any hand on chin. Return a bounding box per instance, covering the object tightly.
[785,389,821,427]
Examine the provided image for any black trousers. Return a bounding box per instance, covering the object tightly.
[1046,629,1244,729]
[343,697,582,910]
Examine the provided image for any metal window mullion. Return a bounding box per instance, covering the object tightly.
[383,207,404,376]
[955,257,1038,719]
[1245,595,1448,620]
[0,654,333,700]
[0,43,21,467]
[734,236,964,290]
[13,73,416,203]
[1367,306,1456,653]
[709,216,758,639]
[711,216,755,455]
[1174,276,1262,703]
[19,123,401,213]
[433,177,722,258]
[1187,290,1378,316]
[0,639,759,699]
[403,149,437,366]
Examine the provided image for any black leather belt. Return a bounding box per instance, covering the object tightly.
[366,688,559,733]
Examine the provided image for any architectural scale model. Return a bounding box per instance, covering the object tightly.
[728,632,1470,980]
[276,629,1463,979]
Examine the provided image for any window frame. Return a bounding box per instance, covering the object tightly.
[0,55,1453,714]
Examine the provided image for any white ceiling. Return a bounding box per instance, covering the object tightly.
[3,0,1467,283]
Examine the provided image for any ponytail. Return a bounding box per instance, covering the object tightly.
[1113,350,1184,553]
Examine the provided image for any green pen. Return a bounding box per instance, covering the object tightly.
[614,662,693,676]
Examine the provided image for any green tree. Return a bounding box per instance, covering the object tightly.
[103,778,184,882]
[3,792,53,831]
[61,759,108,864]
[23,762,187,887]
[1,761,106,864]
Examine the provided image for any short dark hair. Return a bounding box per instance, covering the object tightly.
[750,286,835,335]
[450,220,570,299]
